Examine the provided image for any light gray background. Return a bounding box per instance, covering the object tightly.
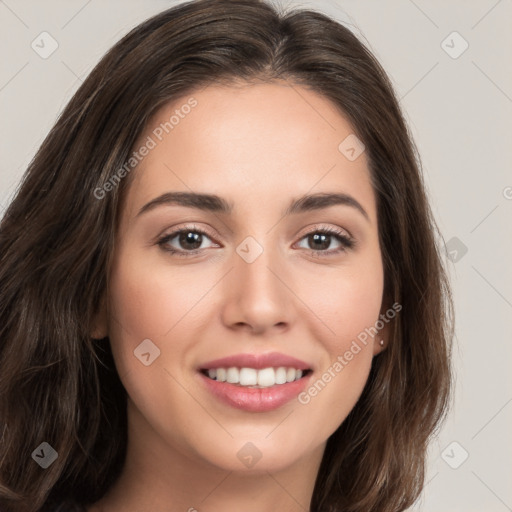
[1,1,511,510]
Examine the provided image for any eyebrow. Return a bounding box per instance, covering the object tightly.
[137,191,369,221]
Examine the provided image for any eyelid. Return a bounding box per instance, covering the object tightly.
[158,223,218,241]
[296,223,353,240]
[158,223,353,242]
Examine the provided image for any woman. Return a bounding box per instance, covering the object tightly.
[0,0,453,510]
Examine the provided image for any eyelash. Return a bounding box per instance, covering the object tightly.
[156,225,355,258]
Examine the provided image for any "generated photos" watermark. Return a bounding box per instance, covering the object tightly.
[298,302,402,404]
[93,97,198,200]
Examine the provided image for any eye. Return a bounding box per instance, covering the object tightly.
[156,224,355,258]
[295,226,355,256]
[157,225,219,257]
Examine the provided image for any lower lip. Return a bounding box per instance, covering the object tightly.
[198,371,312,412]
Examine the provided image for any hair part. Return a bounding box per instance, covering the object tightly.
[0,1,453,510]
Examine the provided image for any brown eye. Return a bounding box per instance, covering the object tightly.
[157,227,218,256]
[296,227,355,256]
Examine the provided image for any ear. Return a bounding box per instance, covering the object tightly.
[372,302,394,356]
[90,294,108,340]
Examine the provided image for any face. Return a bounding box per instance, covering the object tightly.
[93,81,388,474]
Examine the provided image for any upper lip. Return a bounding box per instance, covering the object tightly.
[198,352,312,371]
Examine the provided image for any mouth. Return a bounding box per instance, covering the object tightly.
[197,363,313,412]
[196,352,314,412]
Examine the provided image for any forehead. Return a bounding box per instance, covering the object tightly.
[123,81,376,222]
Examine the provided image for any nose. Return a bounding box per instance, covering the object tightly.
[220,243,294,335]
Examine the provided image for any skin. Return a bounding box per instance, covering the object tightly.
[88,80,389,512]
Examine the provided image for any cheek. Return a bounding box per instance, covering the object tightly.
[296,253,384,349]
[332,277,383,344]
[105,249,179,379]
[107,248,214,341]
[105,246,224,388]
[293,253,383,418]
[295,279,380,440]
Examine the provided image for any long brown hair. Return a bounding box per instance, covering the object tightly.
[0,1,453,510]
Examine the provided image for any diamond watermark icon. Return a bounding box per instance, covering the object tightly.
[445,236,468,263]
[441,441,469,469]
[441,31,469,59]
[31,442,58,469]
[31,32,59,59]
[237,442,262,468]
[338,134,365,161]
[134,338,161,366]
[236,236,264,263]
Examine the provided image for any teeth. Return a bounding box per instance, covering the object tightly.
[275,367,287,384]
[226,367,239,383]
[239,367,258,386]
[203,366,307,387]
[257,367,275,387]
